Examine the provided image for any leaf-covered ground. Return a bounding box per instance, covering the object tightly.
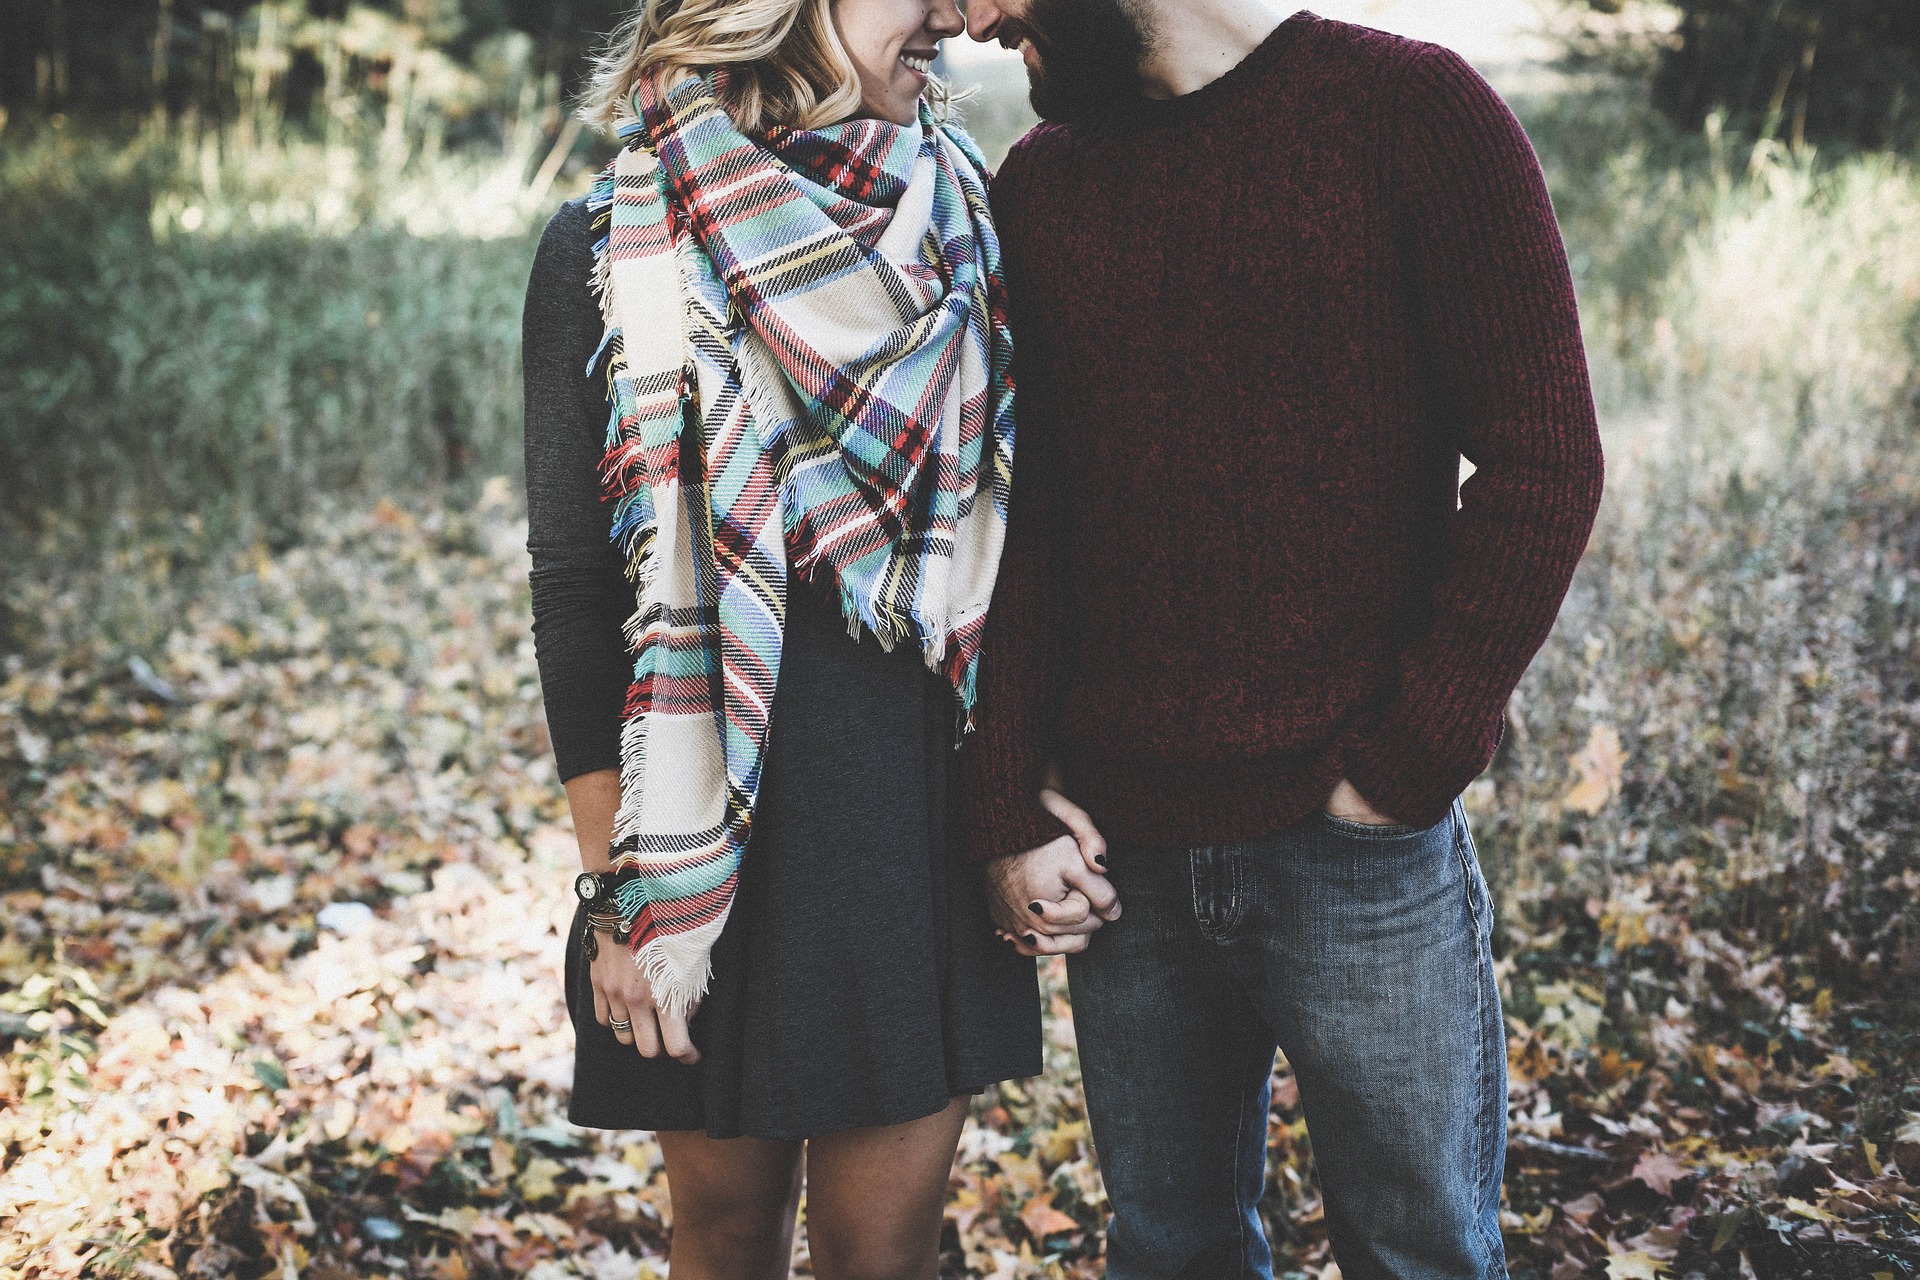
[2,479,1918,1280]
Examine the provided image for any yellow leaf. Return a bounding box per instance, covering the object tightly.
[1784,1196,1836,1222]
[1563,725,1627,815]
[994,1152,1046,1198]
[1605,1252,1666,1280]
[1041,1120,1088,1164]
[515,1156,566,1204]
[433,1206,481,1236]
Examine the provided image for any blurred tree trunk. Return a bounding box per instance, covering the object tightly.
[152,0,174,129]
[1585,0,1920,154]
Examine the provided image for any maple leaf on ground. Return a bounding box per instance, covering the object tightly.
[1558,1191,1606,1226]
[1631,1150,1689,1198]
[1018,1194,1081,1242]
[1563,724,1626,815]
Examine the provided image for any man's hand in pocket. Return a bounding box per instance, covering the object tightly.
[1325,778,1401,827]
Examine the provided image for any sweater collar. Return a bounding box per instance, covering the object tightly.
[1121,9,1317,128]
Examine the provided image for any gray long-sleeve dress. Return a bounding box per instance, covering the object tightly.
[523,197,1040,1140]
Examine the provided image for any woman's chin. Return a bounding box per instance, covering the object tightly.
[860,97,922,126]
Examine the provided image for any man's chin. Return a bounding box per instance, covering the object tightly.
[1027,73,1127,125]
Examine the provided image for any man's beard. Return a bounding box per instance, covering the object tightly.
[1001,0,1151,124]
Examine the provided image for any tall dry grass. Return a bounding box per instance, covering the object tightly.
[0,126,554,566]
[1473,101,1920,1141]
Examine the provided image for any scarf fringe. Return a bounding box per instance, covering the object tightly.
[632,927,722,1021]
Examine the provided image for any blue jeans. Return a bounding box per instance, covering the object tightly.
[1066,801,1506,1280]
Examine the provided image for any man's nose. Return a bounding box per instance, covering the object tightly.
[964,0,1004,43]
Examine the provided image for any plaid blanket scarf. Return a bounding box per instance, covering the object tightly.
[585,71,1015,1017]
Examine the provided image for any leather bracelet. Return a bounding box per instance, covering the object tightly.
[580,915,631,962]
[584,912,631,945]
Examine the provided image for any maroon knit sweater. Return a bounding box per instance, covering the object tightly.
[962,13,1605,860]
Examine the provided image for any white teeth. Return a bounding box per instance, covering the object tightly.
[901,54,933,75]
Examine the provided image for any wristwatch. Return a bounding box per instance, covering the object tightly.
[574,870,621,907]
[575,871,633,964]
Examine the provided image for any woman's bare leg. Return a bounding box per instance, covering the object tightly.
[803,1096,971,1280]
[657,1130,805,1280]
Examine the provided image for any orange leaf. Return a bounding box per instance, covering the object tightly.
[1019,1195,1081,1241]
[1563,725,1626,815]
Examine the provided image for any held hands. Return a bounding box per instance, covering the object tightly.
[984,787,1121,958]
[589,937,701,1065]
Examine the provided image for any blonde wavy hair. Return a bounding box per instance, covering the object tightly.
[579,0,948,136]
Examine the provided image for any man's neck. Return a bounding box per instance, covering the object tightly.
[1134,0,1296,99]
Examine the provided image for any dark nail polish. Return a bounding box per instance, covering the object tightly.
[1029,901,1044,915]
[1095,854,1108,867]
[1024,934,1038,945]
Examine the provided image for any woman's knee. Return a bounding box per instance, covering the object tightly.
[673,1184,791,1232]
[659,1133,802,1267]
[805,1223,937,1280]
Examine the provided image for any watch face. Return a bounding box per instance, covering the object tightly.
[574,872,601,903]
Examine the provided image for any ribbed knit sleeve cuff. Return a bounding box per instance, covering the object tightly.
[1340,706,1503,831]
[965,800,1071,864]
[959,735,1073,863]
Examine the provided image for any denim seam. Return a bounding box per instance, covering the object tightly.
[1229,846,1244,940]
[1189,848,1210,939]
[1229,1023,1262,1278]
[1478,929,1506,1271]
[1455,806,1505,1274]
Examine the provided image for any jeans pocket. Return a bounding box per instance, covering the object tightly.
[1187,845,1245,941]
[1318,811,1421,841]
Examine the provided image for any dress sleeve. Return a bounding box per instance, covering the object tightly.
[523,199,636,783]
[1338,46,1606,827]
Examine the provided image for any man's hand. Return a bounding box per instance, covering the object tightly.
[983,789,1119,957]
[1325,778,1401,827]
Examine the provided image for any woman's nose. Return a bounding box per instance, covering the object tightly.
[929,0,965,39]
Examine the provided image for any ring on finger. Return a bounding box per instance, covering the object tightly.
[610,1017,633,1033]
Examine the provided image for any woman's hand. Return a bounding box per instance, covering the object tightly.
[589,938,701,1064]
[562,769,700,1065]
